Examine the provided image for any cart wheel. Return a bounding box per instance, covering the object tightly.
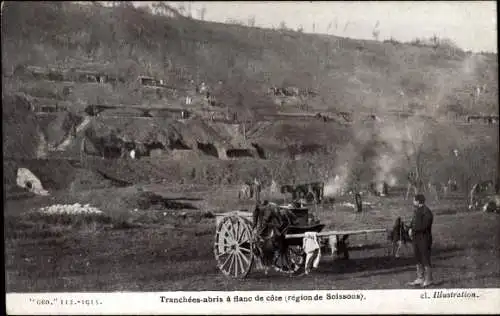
[286,245,306,273]
[214,215,254,278]
[271,244,305,274]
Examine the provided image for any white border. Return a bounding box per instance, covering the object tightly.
[6,289,500,315]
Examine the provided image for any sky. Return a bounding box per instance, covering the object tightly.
[130,1,497,53]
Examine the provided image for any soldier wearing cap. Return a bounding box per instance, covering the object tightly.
[408,194,434,287]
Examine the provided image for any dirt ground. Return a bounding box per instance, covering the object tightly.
[4,184,500,292]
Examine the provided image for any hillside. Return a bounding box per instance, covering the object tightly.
[2,2,498,193]
[2,2,498,116]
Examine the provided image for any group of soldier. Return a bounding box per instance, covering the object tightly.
[396,172,498,287]
[238,178,262,202]
[238,178,323,208]
[241,171,496,286]
[405,172,459,201]
[405,171,497,211]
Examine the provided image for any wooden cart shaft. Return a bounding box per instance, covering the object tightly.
[285,228,387,239]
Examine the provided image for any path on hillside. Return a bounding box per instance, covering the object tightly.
[55,116,92,151]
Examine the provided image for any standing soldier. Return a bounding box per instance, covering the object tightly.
[305,184,316,204]
[469,183,480,210]
[408,194,434,287]
[354,192,363,213]
[80,137,87,167]
[253,177,262,204]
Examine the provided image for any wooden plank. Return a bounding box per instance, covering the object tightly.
[285,228,387,239]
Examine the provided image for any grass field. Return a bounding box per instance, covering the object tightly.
[4,185,499,292]
[2,1,499,295]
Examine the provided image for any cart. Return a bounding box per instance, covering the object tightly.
[213,205,387,278]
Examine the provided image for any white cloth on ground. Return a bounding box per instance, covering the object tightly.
[328,235,338,256]
[303,232,321,269]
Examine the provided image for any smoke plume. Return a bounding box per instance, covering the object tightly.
[324,163,350,197]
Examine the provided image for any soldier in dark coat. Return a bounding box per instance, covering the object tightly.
[408,194,434,287]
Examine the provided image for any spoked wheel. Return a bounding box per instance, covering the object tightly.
[287,245,306,273]
[273,245,305,274]
[214,215,254,278]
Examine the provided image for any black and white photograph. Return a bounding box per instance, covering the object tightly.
[3,1,499,314]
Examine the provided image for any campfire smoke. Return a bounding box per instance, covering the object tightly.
[324,164,350,197]
[326,50,486,195]
[374,153,398,190]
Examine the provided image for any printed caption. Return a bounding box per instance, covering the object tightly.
[420,290,480,300]
[28,297,103,306]
[160,292,366,304]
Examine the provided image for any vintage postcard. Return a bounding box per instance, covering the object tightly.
[3,1,499,314]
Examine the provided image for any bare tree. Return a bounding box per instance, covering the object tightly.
[198,6,207,20]
[177,3,186,16]
[400,119,435,198]
[247,15,256,27]
[326,21,332,33]
[279,21,287,31]
[343,21,350,32]
[151,2,183,18]
[430,34,439,47]
[372,21,380,41]
[378,117,436,199]
[114,1,133,8]
[226,18,244,26]
[270,159,288,187]
[497,145,500,194]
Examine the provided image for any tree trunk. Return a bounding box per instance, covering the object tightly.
[497,146,500,194]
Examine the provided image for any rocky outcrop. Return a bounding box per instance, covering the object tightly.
[16,167,49,196]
